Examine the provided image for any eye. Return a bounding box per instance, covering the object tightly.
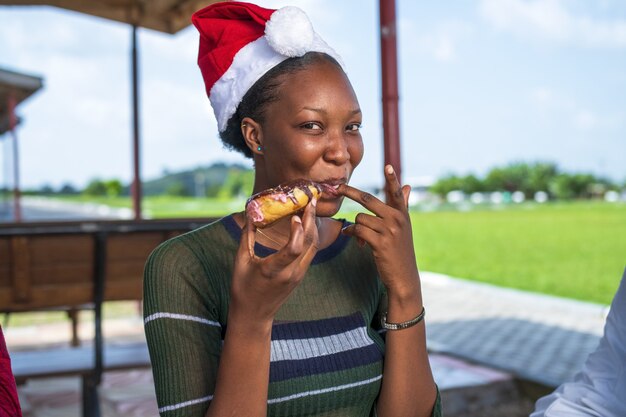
[301,122,323,130]
[346,123,361,132]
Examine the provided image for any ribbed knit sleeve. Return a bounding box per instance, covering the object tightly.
[143,234,226,417]
[371,280,388,340]
[431,388,442,416]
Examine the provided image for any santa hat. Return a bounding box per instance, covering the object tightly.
[192,1,344,132]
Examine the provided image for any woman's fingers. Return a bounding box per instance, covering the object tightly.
[297,198,319,268]
[255,198,319,281]
[384,164,409,212]
[239,217,257,259]
[338,184,388,216]
[402,184,411,209]
[341,223,378,247]
[272,215,305,267]
[354,212,385,234]
[338,165,410,217]
[301,197,317,242]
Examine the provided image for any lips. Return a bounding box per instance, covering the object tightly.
[317,178,345,198]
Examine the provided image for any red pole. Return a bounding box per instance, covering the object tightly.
[7,92,21,222]
[131,24,142,220]
[379,0,402,186]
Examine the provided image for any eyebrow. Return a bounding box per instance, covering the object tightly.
[301,107,362,116]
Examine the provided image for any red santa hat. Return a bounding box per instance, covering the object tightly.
[192,1,344,132]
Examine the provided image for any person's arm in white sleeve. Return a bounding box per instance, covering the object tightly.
[531,268,626,417]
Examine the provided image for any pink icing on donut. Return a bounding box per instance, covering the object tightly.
[246,199,264,223]
[270,193,288,203]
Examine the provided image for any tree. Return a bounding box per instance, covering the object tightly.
[166,181,190,197]
[39,184,54,195]
[218,169,254,199]
[459,174,483,194]
[430,174,463,197]
[527,162,558,196]
[484,163,530,193]
[104,179,123,197]
[83,179,108,196]
[548,173,596,199]
[483,167,507,192]
[59,183,78,195]
[481,162,561,196]
[205,183,222,198]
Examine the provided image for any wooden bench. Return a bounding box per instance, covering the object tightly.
[11,342,151,416]
[0,218,214,417]
[11,342,151,380]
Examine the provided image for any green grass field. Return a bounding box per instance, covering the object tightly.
[45,196,625,304]
[43,195,246,218]
[407,202,625,305]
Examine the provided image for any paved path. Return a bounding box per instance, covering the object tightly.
[0,197,133,222]
[421,271,609,387]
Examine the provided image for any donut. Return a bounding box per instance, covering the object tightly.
[245,179,323,228]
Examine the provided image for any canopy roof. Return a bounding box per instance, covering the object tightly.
[0,0,222,33]
[0,67,43,135]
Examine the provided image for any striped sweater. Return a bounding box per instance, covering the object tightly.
[144,215,441,416]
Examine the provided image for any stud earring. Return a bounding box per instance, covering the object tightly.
[257,145,263,151]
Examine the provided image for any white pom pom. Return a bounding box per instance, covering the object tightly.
[265,6,315,57]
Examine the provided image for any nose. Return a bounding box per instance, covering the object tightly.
[323,129,350,165]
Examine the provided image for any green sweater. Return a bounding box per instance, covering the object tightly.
[144,215,442,416]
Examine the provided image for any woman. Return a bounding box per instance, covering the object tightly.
[144,2,440,416]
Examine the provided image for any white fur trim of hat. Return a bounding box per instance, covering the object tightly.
[209,6,345,132]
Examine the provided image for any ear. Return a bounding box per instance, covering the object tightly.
[241,117,264,156]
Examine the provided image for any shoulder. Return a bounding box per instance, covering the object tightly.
[144,216,236,282]
[143,217,236,317]
[149,216,233,259]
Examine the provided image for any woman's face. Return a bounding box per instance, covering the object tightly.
[255,59,364,217]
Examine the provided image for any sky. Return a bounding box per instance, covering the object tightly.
[0,0,625,190]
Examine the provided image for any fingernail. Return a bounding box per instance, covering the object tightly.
[293,216,302,223]
[311,198,317,207]
[386,165,394,175]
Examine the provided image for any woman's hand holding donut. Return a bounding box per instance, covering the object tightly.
[229,200,319,328]
[339,165,422,310]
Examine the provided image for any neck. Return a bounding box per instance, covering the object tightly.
[263,216,299,241]
[251,159,269,194]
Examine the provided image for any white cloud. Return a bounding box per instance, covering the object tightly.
[399,19,472,62]
[480,0,626,48]
[529,87,617,131]
[143,80,209,143]
[574,110,597,130]
[141,27,198,65]
[434,36,455,61]
[530,87,553,104]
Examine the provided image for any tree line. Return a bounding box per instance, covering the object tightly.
[430,162,623,200]
[15,163,254,199]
